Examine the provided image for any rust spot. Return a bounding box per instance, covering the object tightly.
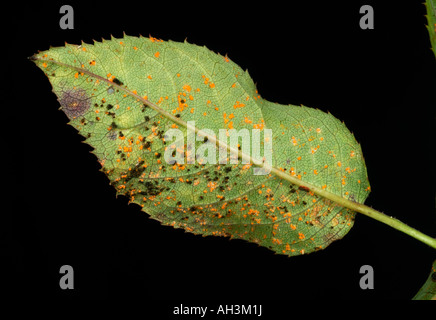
[59,88,91,119]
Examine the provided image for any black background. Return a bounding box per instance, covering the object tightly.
[6,0,436,307]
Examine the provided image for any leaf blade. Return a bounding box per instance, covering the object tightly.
[32,35,372,256]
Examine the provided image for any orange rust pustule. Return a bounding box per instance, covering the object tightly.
[59,88,91,119]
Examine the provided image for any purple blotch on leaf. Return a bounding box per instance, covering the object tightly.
[59,88,91,119]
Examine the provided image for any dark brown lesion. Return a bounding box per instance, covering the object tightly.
[58,88,91,119]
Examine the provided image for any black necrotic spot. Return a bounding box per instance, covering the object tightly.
[112,78,123,85]
[59,88,91,120]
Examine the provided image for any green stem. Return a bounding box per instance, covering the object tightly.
[356,205,436,249]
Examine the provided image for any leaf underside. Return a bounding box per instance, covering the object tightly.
[32,35,370,256]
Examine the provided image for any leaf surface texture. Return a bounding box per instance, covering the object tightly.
[32,36,371,256]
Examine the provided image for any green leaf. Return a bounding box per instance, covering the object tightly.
[415,1,436,300]
[33,35,428,257]
[425,0,436,58]
[413,259,436,300]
